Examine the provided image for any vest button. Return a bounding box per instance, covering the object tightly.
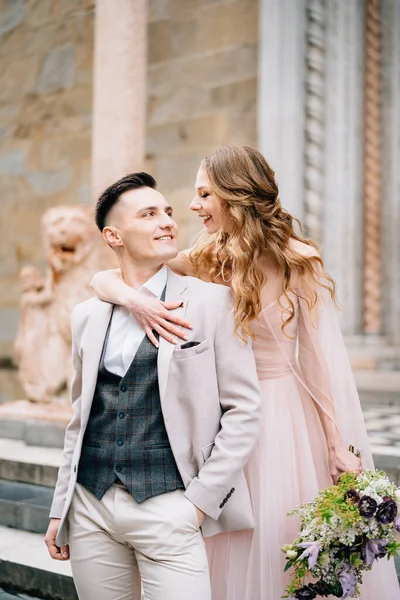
[117,439,124,446]
[116,465,122,472]
[119,412,125,419]
[120,385,127,392]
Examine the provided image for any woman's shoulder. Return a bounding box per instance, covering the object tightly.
[167,250,194,276]
[289,238,320,259]
[288,238,322,293]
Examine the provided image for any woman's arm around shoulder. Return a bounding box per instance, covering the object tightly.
[90,252,194,346]
[167,249,194,276]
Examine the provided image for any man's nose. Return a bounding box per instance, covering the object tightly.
[160,215,175,228]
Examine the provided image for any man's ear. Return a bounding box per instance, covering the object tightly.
[102,226,122,248]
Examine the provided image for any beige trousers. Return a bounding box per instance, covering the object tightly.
[69,483,211,600]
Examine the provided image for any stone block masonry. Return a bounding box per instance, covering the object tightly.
[0,0,259,360]
[147,0,258,247]
[0,1,95,358]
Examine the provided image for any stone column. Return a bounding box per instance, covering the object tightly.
[362,0,383,335]
[303,0,326,244]
[91,0,147,201]
[323,0,365,335]
[257,0,306,220]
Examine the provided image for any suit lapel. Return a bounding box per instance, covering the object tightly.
[81,300,113,424]
[158,269,188,401]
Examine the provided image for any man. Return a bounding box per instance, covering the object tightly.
[45,172,261,600]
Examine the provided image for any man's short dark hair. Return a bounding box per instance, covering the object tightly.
[95,172,157,231]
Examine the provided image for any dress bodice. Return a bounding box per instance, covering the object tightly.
[251,295,299,381]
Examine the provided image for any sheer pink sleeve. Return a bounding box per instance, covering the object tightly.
[261,276,374,469]
[296,285,374,469]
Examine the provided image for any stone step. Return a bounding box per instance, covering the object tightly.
[0,526,77,600]
[0,439,62,488]
[363,404,400,485]
[355,370,400,405]
[0,480,53,534]
[0,418,66,449]
[0,589,43,599]
[372,453,400,485]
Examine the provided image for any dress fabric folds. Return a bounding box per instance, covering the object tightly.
[205,287,400,600]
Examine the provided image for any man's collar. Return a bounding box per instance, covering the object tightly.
[139,264,168,299]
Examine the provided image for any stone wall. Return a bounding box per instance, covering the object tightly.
[0,0,95,358]
[0,0,259,361]
[147,0,258,242]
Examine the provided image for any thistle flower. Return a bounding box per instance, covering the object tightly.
[375,498,398,525]
[344,489,360,504]
[358,495,377,518]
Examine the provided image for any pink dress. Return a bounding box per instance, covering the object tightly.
[205,288,400,600]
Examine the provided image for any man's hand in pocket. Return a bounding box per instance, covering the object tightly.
[194,506,206,528]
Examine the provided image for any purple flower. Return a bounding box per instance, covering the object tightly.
[338,561,358,599]
[395,514,400,533]
[296,542,320,569]
[358,495,378,518]
[362,539,388,566]
[295,586,317,600]
[344,489,360,504]
[376,498,398,524]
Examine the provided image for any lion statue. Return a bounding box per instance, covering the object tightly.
[14,205,114,404]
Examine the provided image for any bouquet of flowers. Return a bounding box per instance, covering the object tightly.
[282,467,400,599]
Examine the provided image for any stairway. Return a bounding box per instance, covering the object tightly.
[355,369,400,407]
[0,589,43,599]
[0,437,76,600]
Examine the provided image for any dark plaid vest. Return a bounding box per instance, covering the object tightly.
[77,293,184,503]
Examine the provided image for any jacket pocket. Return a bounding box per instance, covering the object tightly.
[174,340,210,360]
[143,443,171,449]
[201,442,215,462]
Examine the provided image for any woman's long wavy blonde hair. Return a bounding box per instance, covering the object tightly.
[189,145,336,339]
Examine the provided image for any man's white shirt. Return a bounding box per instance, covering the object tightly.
[104,265,167,377]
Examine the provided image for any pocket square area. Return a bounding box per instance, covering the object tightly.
[180,341,201,349]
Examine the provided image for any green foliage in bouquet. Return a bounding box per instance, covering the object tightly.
[282,470,400,599]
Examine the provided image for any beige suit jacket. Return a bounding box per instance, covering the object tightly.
[50,269,262,545]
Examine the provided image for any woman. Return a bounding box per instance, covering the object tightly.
[91,146,400,599]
